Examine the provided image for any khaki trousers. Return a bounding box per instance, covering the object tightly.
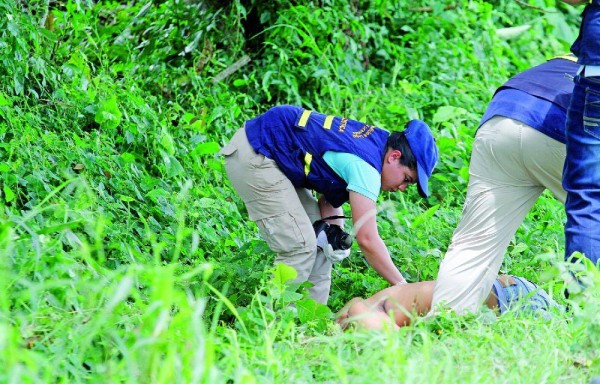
[220,127,332,304]
[431,116,566,313]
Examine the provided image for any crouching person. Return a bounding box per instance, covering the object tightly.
[219,105,439,304]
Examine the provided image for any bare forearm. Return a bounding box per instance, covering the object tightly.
[349,191,406,285]
[358,236,406,284]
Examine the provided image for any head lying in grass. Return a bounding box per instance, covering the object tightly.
[337,275,564,330]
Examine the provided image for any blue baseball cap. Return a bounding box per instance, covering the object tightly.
[403,120,438,198]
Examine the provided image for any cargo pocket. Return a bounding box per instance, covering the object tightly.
[583,87,600,140]
[218,141,238,156]
[256,212,307,255]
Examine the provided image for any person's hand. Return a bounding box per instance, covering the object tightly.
[396,277,408,285]
[317,230,351,263]
[323,243,351,263]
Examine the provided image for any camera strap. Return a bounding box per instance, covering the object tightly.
[320,215,349,221]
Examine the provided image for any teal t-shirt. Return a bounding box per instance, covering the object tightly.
[323,151,380,202]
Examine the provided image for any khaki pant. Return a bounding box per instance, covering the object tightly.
[431,116,567,313]
[220,127,332,304]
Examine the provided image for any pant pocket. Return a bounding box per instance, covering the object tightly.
[256,212,307,254]
[219,141,238,156]
[219,127,247,156]
[583,87,600,139]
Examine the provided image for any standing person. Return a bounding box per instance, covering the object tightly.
[219,105,438,304]
[430,57,579,313]
[559,0,600,265]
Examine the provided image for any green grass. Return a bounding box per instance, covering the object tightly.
[0,0,598,382]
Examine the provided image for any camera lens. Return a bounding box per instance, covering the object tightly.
[338,233,353,250]
[326,224,353,250]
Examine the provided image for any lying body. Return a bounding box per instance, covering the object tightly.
[337,275,563,330]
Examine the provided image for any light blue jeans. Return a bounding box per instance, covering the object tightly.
[492,276,564,320]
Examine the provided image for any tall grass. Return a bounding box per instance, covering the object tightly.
[0,0,598,382]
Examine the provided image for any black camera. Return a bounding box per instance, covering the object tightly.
[313,219,353,251]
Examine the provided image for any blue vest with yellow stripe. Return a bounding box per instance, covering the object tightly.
[245,105,389,207]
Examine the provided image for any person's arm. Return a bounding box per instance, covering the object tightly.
[317,195,344,227]
[349,191,406,285]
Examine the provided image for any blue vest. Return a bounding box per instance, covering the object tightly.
[500,57,578,110]
[245,105,390,207]
[572,2,600,65]
[480,58,578,143]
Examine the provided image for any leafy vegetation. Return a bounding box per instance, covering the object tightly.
[0,0,598,382]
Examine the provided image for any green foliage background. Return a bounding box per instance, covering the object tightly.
[0,0,598,382]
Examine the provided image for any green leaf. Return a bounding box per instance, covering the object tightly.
[95,97,122,130]
[406,107,419,121]
[146,188,168,202]
[432,106,468,125]
[105,276,134,313]
[36,220,83,235]
[189,119,205,132]
[548,13,576,45]
[281,290,303,303]
[38,28,58,42]
[13,74,24,95]
[0,93,12,107]
[3,186,14,202]
[510,242,528,255]
[459,166,469,183]
[197,197,218,208]
[296,298,332,324]
[163,154,184,178]
[192,142,221,156]
[160,129,175,155]
[204,282,248,335]
[312,69,329,78]
[7,21,19,37]
[411,204,440,228]
[120,152,136,163]
[272,263,298,286]
[183,113,196,123]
